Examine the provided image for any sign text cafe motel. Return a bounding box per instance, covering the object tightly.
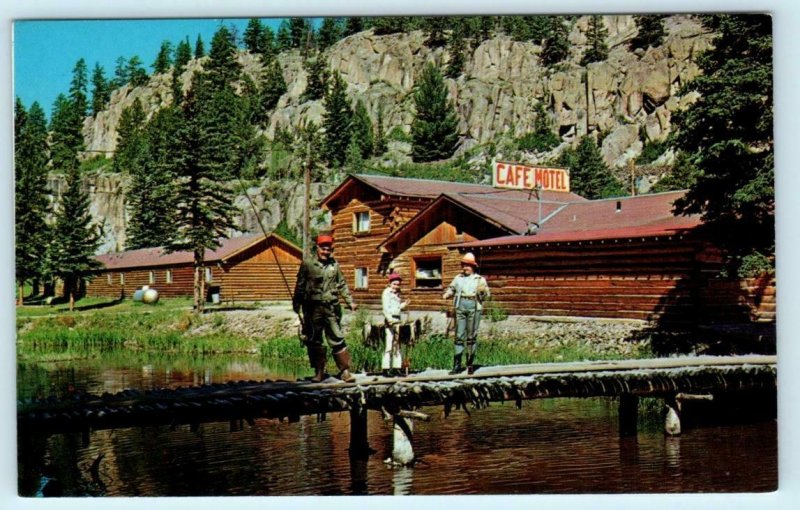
[493,161,571,192]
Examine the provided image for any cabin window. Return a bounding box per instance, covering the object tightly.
[119,273,125,285]
[165,270,173,284]
[413,257,442,288]
[148,271,155,284]
[354,211,371,233]
[355,267,368,289]
[107,273,112,285]
[205,267,213,282]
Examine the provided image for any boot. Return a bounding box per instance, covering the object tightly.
[466,353,476,375]
[449,354,464,375]
[332,347,356,382]
[307,344,327,382]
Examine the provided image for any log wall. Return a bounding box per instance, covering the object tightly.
[476,239,776,323]
[330,197,427,308]
[217,243,300,302]
[85,266,195,299]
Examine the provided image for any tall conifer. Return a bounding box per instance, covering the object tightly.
[581,16,609,65]
[322,71,353,168]
[410,63,459,162]
[15,99,51,303]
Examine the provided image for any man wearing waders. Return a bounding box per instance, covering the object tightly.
[293,234,358,382]
[442,252,490,374]
[381,272,409,376]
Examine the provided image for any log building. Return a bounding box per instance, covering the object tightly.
[320,174,585,310]
[86,233,301,302]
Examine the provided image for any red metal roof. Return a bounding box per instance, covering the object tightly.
[95,233,301,270]
[459,191,702,248]
[321,173,587,210]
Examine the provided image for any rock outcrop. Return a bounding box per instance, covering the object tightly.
[69,15,714,253]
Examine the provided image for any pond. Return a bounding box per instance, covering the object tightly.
[16,352,777,496]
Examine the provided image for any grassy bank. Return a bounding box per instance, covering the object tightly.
[17,297,653,371]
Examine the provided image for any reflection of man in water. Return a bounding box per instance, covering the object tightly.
[392,465,414,496]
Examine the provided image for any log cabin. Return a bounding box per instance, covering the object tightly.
[320,173,586,309]
[86,233,301,302]
[452,192,775,323]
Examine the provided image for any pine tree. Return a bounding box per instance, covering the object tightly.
[112,56,128,88]
[344,136,365,172]
[373,101,388,156]
[302,55,329,102]
[344,17,364,37]
[206,25,242,88]
[350,99,374,159]
[411,62,460,162]
[49,165,103,311]
[558,135,624,199]
[322,71,353,168]
[318,18,343,49]
[630,15,666,51]
[152,40,173,74]
[168,73,240,312]
[446,18,469,78]
[256,59,287,124]
[276,21,292,51]
[69,58,89,118]
[671,14,773,275]
[581,16,609,65]
[541,16,571,67]
[258,26,276,63]
[90,63,110,115]
[195,34,205,59]
[127,56,149,87]
[49,94,84,171]
[15,99,51,303]
[172,38,193,104]
[244,18,264,53]
[125,107,179,249]
[517,102,560,152]
[423,17,449,47]
[289,18,310,49]
[113,98,147,173]
[371,17,408,35]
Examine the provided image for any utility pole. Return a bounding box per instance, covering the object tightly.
[629,158,636,196]
[303,154,311,259]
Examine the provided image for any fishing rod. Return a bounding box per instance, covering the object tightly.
[235,176,305,339]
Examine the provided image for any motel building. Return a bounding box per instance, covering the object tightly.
[84,163,773,325]
[321,164,774,325]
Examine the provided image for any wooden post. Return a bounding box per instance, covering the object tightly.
[619,394,639,437]
[303,156,310,259]
[349,407,370,458]
[392,416,415,465]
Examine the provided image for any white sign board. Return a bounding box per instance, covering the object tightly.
[493,161,570,192]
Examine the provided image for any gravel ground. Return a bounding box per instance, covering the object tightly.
[190,303,660,357]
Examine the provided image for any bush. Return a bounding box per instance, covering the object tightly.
[515,130,560,153]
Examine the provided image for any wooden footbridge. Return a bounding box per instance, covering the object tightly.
[18,355,776,463]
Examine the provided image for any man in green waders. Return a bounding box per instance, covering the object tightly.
[293,234,358,382]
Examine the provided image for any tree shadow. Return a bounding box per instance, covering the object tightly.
[625,274,776,356]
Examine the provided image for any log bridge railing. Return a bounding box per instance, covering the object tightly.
[17,355,776,464]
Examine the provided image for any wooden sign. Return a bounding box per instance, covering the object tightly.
[493,161,570,192]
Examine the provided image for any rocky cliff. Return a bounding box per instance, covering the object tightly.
[67,15,713,253]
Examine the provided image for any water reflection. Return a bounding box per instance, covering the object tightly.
[17,355,778,496]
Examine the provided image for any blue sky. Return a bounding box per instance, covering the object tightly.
[13,18,288,117]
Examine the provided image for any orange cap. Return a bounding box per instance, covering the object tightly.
[316,234,334,246]
[388,272,402,282]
